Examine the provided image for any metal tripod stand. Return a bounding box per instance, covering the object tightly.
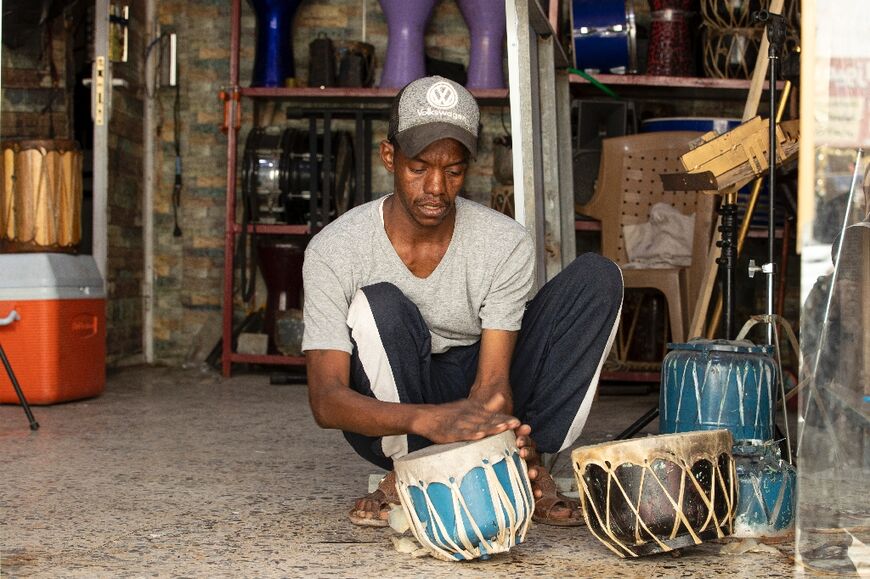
[0,310,40,430]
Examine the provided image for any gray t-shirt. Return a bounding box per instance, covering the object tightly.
[302,195,535,354]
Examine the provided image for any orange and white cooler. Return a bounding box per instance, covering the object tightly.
[0,253,105,404]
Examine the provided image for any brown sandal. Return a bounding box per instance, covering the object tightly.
[531,468,584,527]
[348,471,400,528]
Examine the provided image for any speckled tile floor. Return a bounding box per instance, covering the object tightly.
[0,366,795,577]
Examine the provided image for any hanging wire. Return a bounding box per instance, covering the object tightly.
[172,57,183,237]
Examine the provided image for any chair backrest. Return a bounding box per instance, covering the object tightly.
[578,131,717,308]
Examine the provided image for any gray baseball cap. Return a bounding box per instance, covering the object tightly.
[388,76,480,159]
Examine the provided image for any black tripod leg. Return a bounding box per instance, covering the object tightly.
[0,344,39,430]
[615,406,658,440]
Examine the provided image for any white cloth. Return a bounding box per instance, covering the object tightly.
[622,203,695,269]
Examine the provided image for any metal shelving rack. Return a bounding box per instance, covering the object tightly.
[219,0,513,377]
[220,0,783,378]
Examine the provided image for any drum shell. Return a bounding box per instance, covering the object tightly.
[646,0,694,77]
[457,0,507,89]
[243,128,353,225]
[256,236,307,355]
[732,441,796,538]
[572,430,736,558]
[640,117,740,134]
[0,140,83,253]
[572,0,640,75]
[393,430,534,561]
[660,339,777,442]
[378,0,438,88]
[249,0,302,87]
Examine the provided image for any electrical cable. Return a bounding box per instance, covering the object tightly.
[236,130,258,303]
[567,67,619,99]
[172,68,183,237]
[143,31,182,237]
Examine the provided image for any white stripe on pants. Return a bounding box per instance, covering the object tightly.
[347,288,409,461]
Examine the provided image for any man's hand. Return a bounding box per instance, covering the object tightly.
[413,393,520,444]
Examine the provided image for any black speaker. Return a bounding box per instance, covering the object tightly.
[572,100,635,208]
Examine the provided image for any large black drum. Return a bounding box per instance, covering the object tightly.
[243,127,354,226]
[572,430,736,557]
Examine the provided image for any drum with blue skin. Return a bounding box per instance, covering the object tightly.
[732,440,796,538]
[572,0,639,74]
[660,339,777,442]
[394,430,534,562]
[640,117,741,135]
[249,0,302,87]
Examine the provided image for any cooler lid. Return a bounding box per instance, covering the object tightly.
[667,338,773,355]
[0,254,104,296]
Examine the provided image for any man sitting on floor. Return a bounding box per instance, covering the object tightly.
[302,75,623,527]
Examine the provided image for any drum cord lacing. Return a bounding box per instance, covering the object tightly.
[397,452,533,561]
[661,353,776,438]
[576,452,735,557]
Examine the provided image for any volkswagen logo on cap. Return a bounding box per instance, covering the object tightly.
[426,81,458,110]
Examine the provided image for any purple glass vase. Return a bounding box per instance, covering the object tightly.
[378,0,438,88]
[249,0,302,87]
[457,0,507,89]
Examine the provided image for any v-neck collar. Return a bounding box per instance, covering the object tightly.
[377,194,461,281]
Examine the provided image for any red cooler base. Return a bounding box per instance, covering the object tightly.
[0,298,106,405]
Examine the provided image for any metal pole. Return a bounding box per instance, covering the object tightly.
[93,0,110,281]
[615,407,659,440]
[766,43,778,345]
[0,344,39,430]
[222,0,243,377]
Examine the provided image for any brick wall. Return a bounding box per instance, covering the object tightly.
[153,0,231,364]
[1,15,73,140]
[106,2,146,364]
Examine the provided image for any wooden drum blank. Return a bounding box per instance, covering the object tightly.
[0,140,83,252]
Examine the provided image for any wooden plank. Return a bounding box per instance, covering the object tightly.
[742,0,785,121]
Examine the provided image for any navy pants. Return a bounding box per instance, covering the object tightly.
[344,253,623,470]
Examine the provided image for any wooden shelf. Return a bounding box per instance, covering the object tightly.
[232,223,310,235]
[569,73,783,101]
[229,352,306,366]
[240,86,510,106]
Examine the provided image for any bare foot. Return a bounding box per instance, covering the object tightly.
[517,431,583,527]
[348,471,399,528]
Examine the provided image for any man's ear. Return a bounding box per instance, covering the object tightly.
[380,140,396,173]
